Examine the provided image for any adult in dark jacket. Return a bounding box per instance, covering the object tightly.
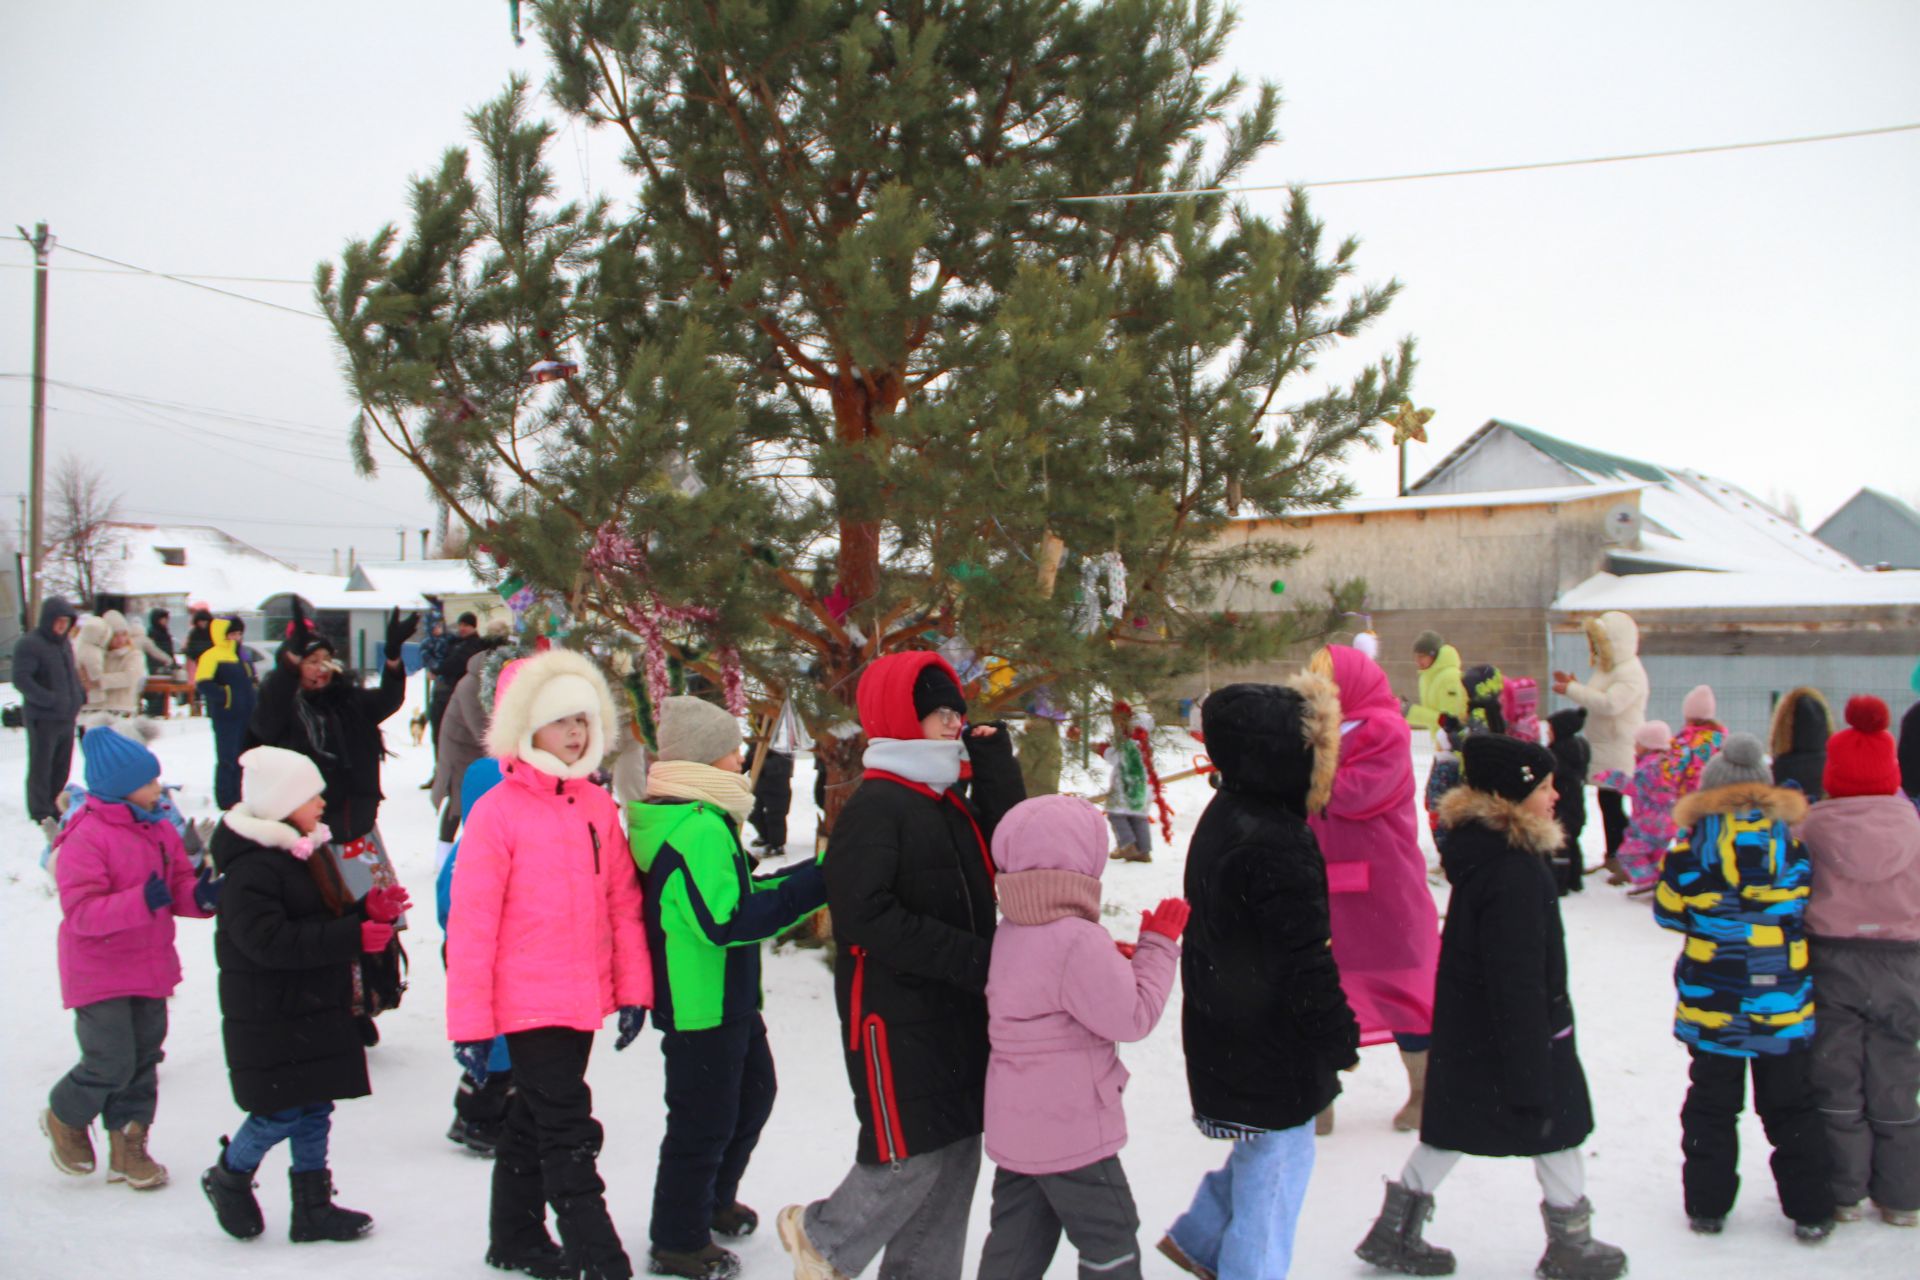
[430,644,504,845]
[143,607,175,716]
[181,609,214,701]
[1161,676,1357,1280]
[197,618,261,810]
[780,651,1024,1280]
[13,596,87,825]
[744,741,795,853]
[1356,734,1623,1280]
[1547,708,1592,895]
[1770,686,1832,800]
[429,612,485,751]
[201,745,407,1245]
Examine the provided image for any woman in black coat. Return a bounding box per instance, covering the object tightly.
[1356,735,1624,1280]
[782,652,1025,1280]
[1769,686,1832,800]
[200,745,408,1245]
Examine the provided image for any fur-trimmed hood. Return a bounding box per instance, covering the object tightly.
[1197,672,1340,815]
[1769,686,1831,759]
[485,647,619,780]
[1673,781,1808,831]
[1436,786,1565,857]
[1584,610,1639,673]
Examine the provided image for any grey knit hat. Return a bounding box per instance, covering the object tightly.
[1698,733,1769,791]
[1414,630,1444,659]
[655,695,743,764]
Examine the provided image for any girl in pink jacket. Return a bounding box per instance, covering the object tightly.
[978,795,1186,1280]
[42,725,214,1191]
[446,649,652,1280]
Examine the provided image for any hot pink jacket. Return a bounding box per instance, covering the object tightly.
[1308,645,1439,1043]
[1799,794,1920,944]
[445,760,653,1041]
[984,795,1178,1176]
[55,799,210,1010]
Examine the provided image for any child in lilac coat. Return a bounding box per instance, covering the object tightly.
[978,795,1187,1280]
[42,725,215,1190]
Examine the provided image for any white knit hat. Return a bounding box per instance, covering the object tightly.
[238,746,326,821]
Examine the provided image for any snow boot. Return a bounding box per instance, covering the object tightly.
[1394,1051,1428,1132]
[1354,1180,1456,1276]
[288,1168,374,1242]
[1688,1216,1724,1235]
[40,1107,94,1176]
[647,1242,740,1278]
[107,1120,168,1189]
[1316,1103,1335,1136]
[778,1205,850,1280]
[449,1114,505,1156]
[1155,1234,1216,1280]
[1833,1201,1866,1223]
[1794,1219,1835,1243]
[201,1138,265,1240]
[710,1201,758,1239]
[1535,1199,1626,1280]
[1108,843,1144,862]
[1883,1206,1919,1227]
[486,1239,572,1279]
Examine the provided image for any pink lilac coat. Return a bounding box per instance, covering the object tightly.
[984,795,1178,1176]
[55,799,210,1010]
[1799,794,1920,943]
[1594,748,1685,886]
[445,759,653,1041]
[1670,721,1726,796]
[1308,645,1439,1044]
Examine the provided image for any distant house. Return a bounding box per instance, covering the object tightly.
[1191,421,1920,737]
[1815,488,1920,570]
[341,559,505,668]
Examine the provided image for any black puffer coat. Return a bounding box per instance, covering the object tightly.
[1770,687,1832,801]
[1422,787,1594,1157]
[211,818,369,1114]
[1182,678,1360,1133]
[247,661,406,842]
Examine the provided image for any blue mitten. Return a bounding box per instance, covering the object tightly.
[143,871,173,914]
[453,1041,493,1083]
[614,1006,647,1051]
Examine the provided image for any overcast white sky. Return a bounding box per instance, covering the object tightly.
[3,1,1916,572]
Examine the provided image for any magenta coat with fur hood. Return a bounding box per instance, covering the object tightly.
[445,650,652,1041]
[984,795,1178,1176]
[55,799,210,1009]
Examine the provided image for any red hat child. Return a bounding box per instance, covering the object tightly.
[1824,696,1901,798]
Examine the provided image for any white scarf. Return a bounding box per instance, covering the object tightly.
[863,738,967,795]
[646,760,757,825]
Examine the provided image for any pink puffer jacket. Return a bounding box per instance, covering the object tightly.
[55,799,210,1010]
[445,760,653,1041]
[984,795,1178,1176]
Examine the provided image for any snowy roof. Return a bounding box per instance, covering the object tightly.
[344,559,493,598]
[95,523,348,614]
[1412,421,1860,575]
[1554,569,1920,613]
[1229,481,1644,523]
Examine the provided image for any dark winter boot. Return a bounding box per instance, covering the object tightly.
[709,1202,759,1239]
[647,1242,741,1278]
[288,1168,374,1242]
[201,1138,265,1241]
[486,1239,573,1279]
[1535,1199,1626,1280]
[1355,1180,1456,1276]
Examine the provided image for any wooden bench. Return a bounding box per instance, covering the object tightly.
[143,677,200,717]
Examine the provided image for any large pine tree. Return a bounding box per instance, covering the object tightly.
[320,0,1412,818]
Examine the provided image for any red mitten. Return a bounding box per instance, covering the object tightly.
[1139,897,1191,942]
[1114,940,1138,960]
[364,885,411,923]
[360,921,395,953]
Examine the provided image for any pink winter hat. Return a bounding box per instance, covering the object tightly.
[990,794,1109,878]
[1635,720,1673,752]
[1682,684,1717,722]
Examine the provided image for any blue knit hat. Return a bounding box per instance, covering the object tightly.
[82,725,162,801]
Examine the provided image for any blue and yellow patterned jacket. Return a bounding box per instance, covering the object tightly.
[1654,782,1813,1057]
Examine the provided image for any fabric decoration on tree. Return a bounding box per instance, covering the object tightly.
[527,359,578,383]
[1130,722,1175,842]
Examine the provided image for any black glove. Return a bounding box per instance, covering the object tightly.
[280,598,312,666]
[614,1006,647,1051]
[453,1040,493,1083]
[964,721,1014,760]
[384,609,421,664]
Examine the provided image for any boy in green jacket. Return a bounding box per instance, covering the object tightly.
[627,696,828,1280]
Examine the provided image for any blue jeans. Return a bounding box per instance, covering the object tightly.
[227,1102,334,1174]
[1168,1122,1315,1279]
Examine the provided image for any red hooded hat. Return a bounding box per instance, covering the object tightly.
[857,651,966,741]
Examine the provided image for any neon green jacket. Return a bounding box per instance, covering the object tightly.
[1405,643,1469,736]
[626,799,827,1033]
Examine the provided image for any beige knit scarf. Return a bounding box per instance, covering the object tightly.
[645,759,757,825]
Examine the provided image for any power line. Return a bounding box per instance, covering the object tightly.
[51,244,325,320]
[0,261,308,285]
[0,374,348,443]
[1039,121,1920,204]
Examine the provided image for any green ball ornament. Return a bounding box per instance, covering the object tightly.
[1269,580,1287,595]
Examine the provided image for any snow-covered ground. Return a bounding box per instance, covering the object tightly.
[0,681,1911,1278]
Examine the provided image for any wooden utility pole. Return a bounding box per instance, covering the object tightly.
[20,222,51,620]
